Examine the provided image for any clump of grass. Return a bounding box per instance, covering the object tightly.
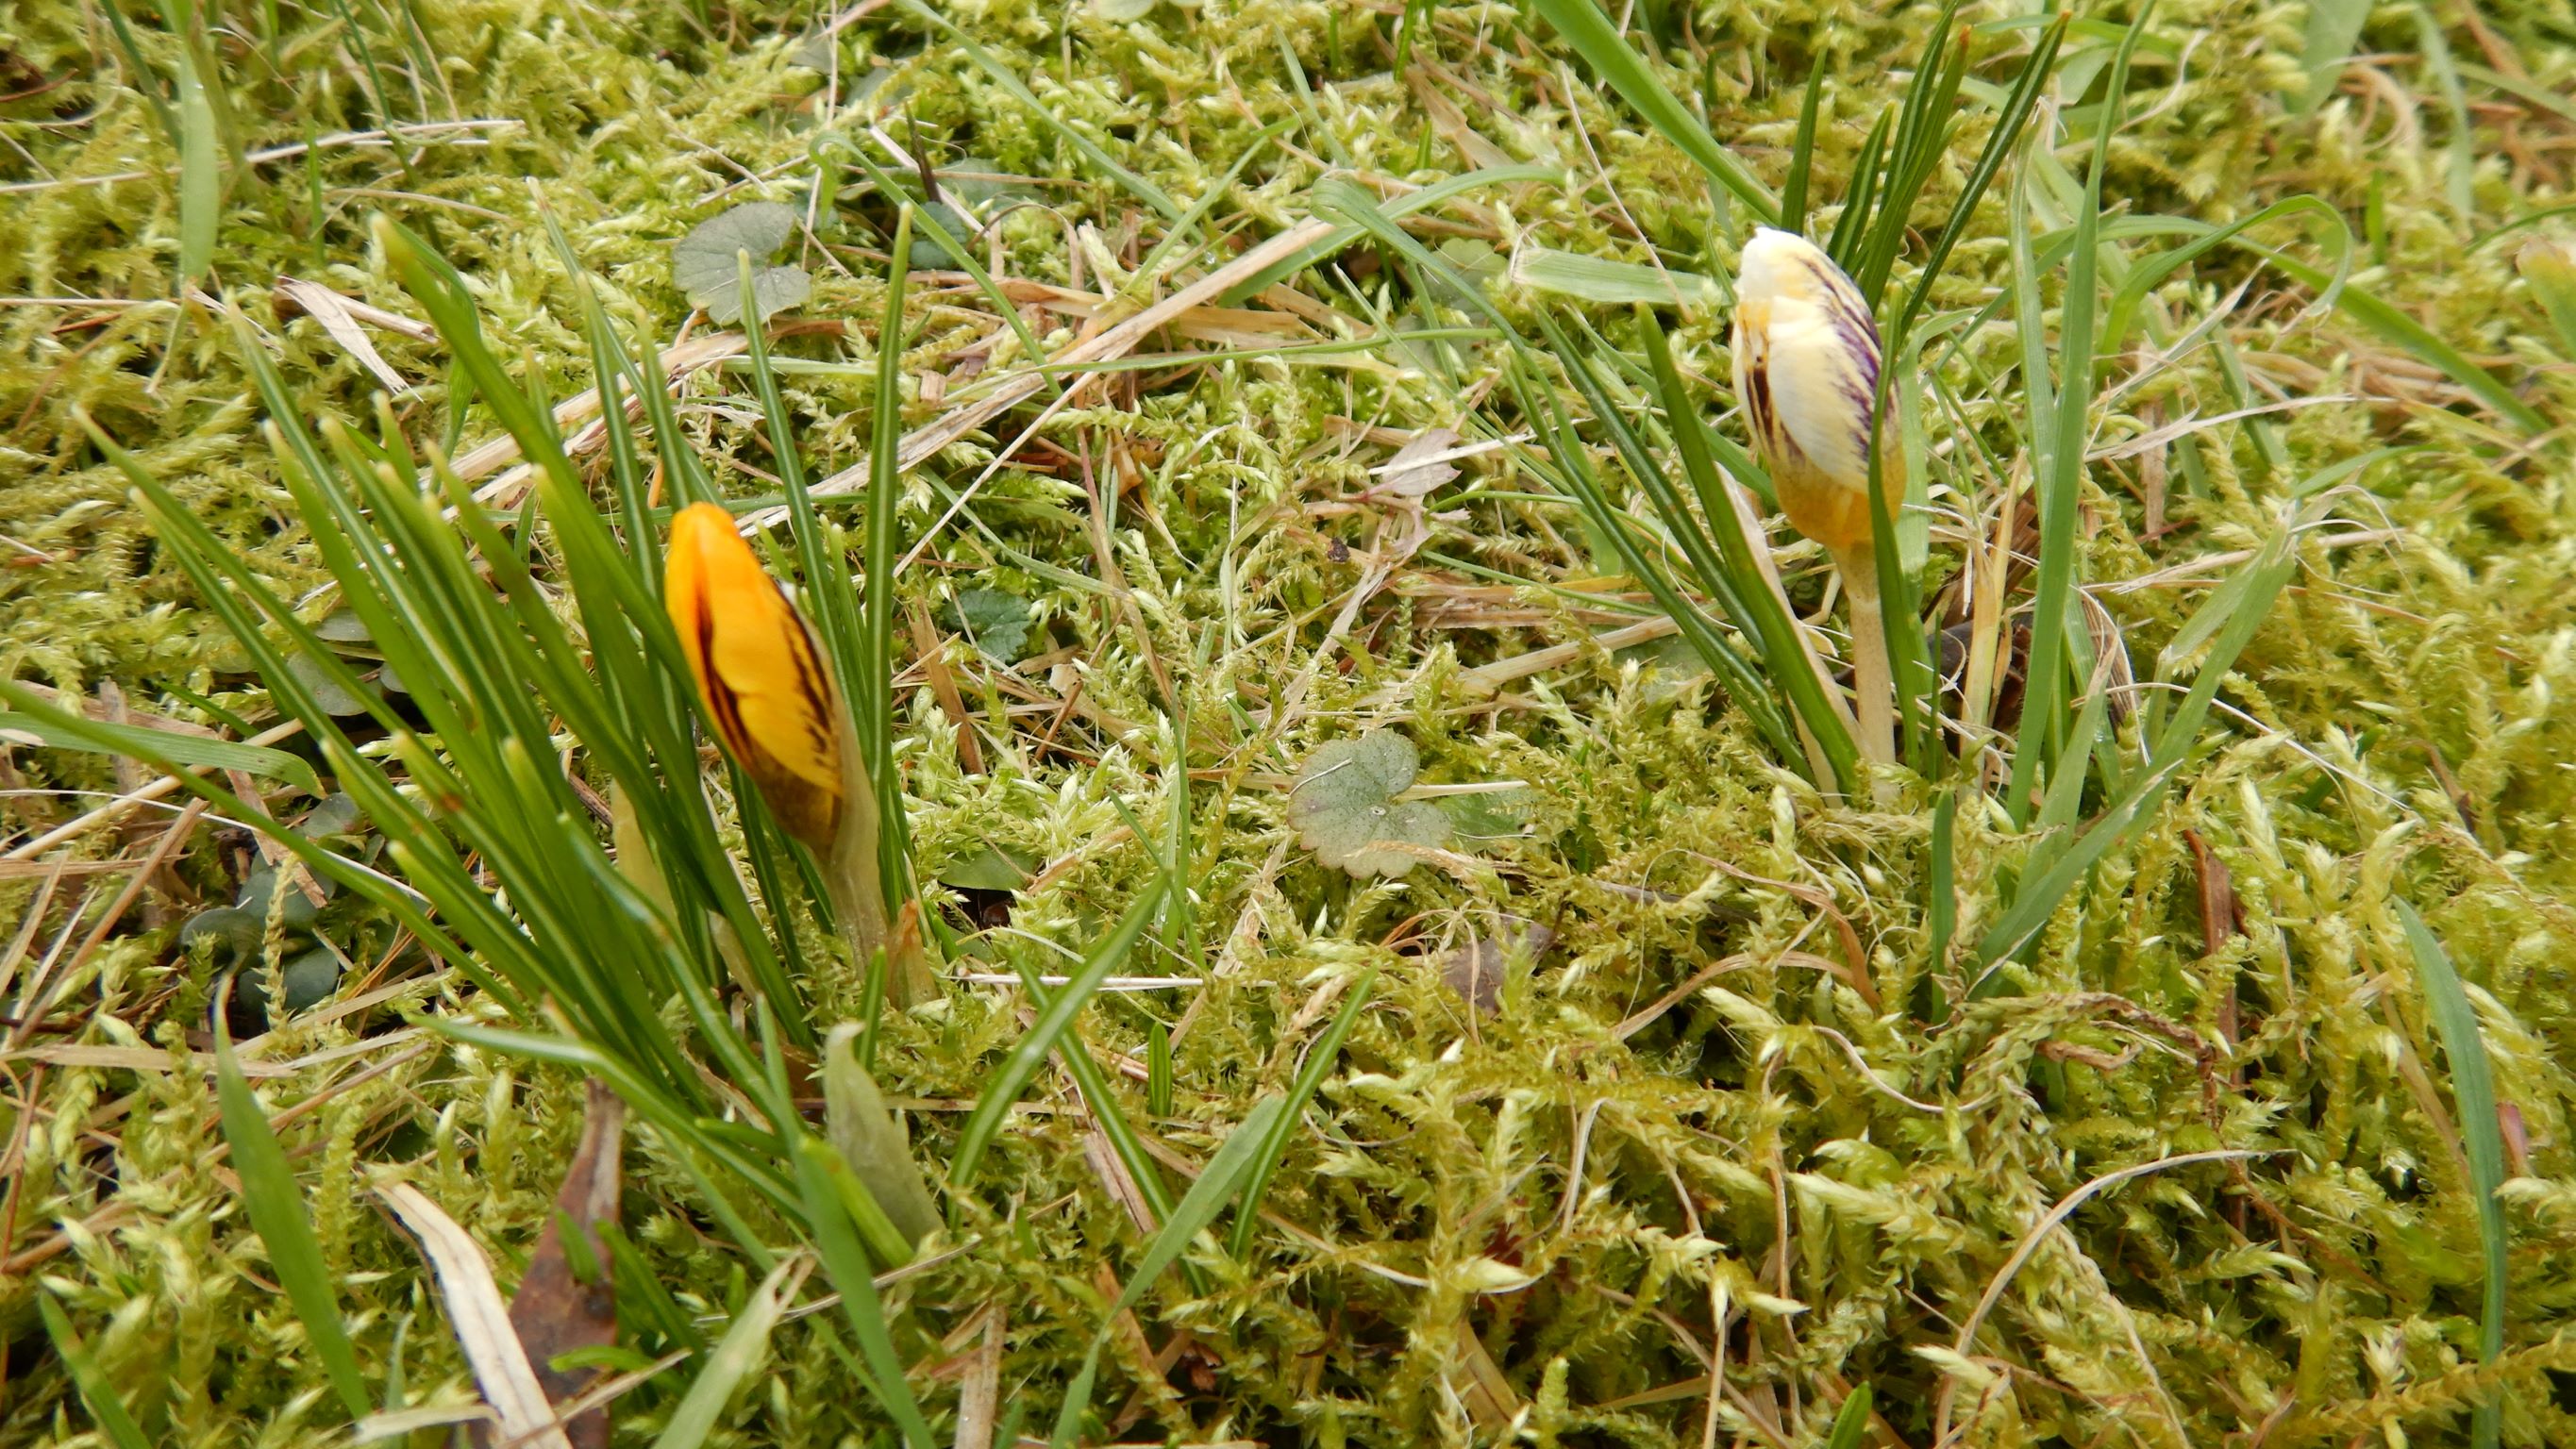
[7,0,2576,1445]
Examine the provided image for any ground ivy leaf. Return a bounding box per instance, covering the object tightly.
[278,649,369,717]
[311,609,373,643]
[1288,731,1450,879]
[674,202,812,324]
[945,587,1033,662]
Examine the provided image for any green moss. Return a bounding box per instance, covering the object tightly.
[8,0,2576,1444]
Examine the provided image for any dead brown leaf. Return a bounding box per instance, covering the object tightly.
[504,1079,626,1449]
[1438,923,1556,1016]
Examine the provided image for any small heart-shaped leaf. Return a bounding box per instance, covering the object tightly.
[675,202,812,324]
[1287,731,1450,879]
[944,587,1034,662]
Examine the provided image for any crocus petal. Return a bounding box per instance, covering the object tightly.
[1731,227,1898,557]
[666,503,845,849]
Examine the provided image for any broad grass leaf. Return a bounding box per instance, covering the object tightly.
[0,706,322,797]
[2398,902,2507,1448]
[1506,247,1718,308]
[1825,1384,1874,1449]
[174,25,219,283]
[648,1257,803,1449]
[35,1295,153,1449]
[822,1024,941,1252]
[215,1010,375,1419]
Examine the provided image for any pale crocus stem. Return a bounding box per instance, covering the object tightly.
[822,714,905,1007]
[823,843,895,1006]
[1836,548,1898,770]
[824,713,939,1009]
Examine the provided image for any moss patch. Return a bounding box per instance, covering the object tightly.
[7,0,2576,1445]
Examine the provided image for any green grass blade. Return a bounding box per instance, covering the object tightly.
[1824,112,1890,264]
[1825,1383,1874,1449]
[2096,195,2353,360]
[813,1145,920,1272]
[2007,7,2149,823]
[75,424,529,1007]
[816,136,1067,408]
[213,1008,376,1421]
[37,1293,154,1449]
[2396,901,2507,1449]
[1522,0,1778,223]
[1218,165,1560,306]
[1923,787,1957,1015]
[1229,971,1373,1257]
[2410,4,2476,221]
[1555,327,1759,634]
[1969,506,2298,986]
[864,210,916,907]
[2003,160,2058,470]
[821,1024,941,1251]
[2520,238,2576,361]
[737,251,862,693]
[1851,0,1967,307]
[1864,382,1937,774]
[1011,954,1184,1251]
[733,239,914,938]
[1889,11,2070,348]
[102,3,178,145]
[1510,248,1718,308]
[1518,346,1806,774]
[381,217,811,1046]
[2294,0,2369,114]
[1639,318,1860,784]
[2031,677,2109,833]
[599,1223,708,1357]
[1310,183,1813,778]
[1051,1093,1291,1446]
[948,879,1168,1186]
[1148,1021,1173,1118]
[1163,708,1198,961]
[650,1257,800,1449]
[2254,247,2548,434]
[1781,61,1826,237]
[439,1022,796,1241]
[0,705,321,797]
[894,0,1181,220]
[795,1139,938,1449]
[2456,59,2576,129]
[172,16,220,284]
[1132,120,1293,282]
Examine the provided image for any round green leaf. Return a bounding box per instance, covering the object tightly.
[1287,731,1451,879]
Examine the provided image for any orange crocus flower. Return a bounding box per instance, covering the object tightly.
[664,502,846,854]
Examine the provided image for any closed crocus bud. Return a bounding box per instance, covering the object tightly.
[1731,227,1904,765]
[1731,227,1902,559]
[664,502,847,854]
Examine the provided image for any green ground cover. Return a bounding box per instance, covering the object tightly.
[5,0,2576,1443]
